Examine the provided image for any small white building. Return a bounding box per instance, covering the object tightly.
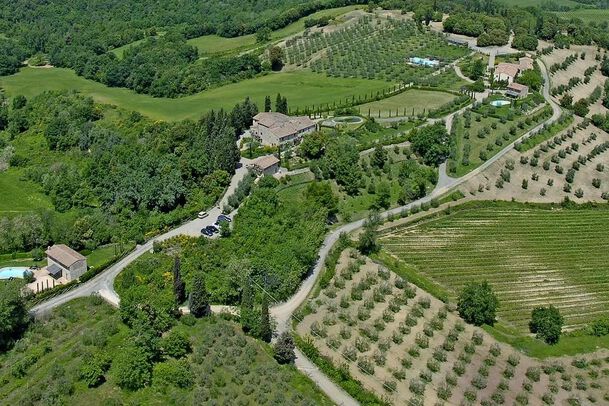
[250,112,316,147]
[46,244,87,282]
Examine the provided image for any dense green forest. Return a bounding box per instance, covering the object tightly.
[0,0,366,97]
[0,91,257,255]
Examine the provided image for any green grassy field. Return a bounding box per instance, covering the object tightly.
[187,5,364,55]
[357,89,457,118]
[555,8,609,23]
[501,0,584,7]
[379,204,609,333]
[0,169,52,214]
[0,67,389,121]
[0,297,331,405]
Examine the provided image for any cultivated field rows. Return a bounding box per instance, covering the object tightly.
[297,250,609,405]
[462,118,609,204]
[378,208,609,332]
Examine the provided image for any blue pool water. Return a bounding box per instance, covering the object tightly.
[0,267,28,279]
[490,100,511,107]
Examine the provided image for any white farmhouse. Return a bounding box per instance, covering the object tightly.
[250,112,316,147]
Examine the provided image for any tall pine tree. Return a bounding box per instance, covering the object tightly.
[189,272,210,318]
[275,93,283,114]
[173,256,185,304]
[264,95,272,112]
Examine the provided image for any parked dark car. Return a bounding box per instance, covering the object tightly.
[206,225,219,234]
[200,228,212,236]
[219,214,231,222]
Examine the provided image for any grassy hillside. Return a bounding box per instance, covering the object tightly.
[187,5,364,56]
[0,68,389,121]
[0,297,331,405]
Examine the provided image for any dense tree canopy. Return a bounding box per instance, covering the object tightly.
[409,122,450,166]
[0,91,255,254]
[457,281,499,326]
[0,280,30,352]
[529,305,563,344]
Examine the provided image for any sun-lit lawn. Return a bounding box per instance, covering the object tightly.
[0,169,52,214]
[555,8,609,23]
[188,5,365,56]
[0,67,389,121]
[357,89,457,118]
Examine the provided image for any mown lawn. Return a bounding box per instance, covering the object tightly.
[378,203,609,333]
[357,89,457,118]
[0,169,52,214]
[555,8,609,23]
[0,68,389,121]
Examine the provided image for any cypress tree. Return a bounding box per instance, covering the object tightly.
[258,295,272,343]
[275,93,282,113]
[173,256,185,304]
[189,272,210,318]
[264,95,271,112]
[240,278,255,333]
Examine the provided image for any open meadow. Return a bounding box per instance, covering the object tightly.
[0,68,389,121]
[378,204,609,333]
[296,248,609,405]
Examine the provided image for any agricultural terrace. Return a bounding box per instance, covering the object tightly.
[448,95,550,177]
[378,204,609,332]
[296,249,609,405]
[0,68,389,121]
[0,297,330,405]
[542,45,608,117]
[284,14,469,85]
[460,117,609,203]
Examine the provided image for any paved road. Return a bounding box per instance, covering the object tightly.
[30,158,252,316]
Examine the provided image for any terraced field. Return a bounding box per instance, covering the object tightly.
[379,205,609,332]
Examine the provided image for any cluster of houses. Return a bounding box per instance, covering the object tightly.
[493,56,534,99]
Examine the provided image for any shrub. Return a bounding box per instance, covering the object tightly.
[409,378,425,395]
[161,330,191,359]
[472,374,487,389]
[427,359,440,373]
[152,358,193,389]
[526,367,541,382]
[489,343,501,357]
[357,356,374,375]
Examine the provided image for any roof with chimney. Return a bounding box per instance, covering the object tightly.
[253,112,315,140]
